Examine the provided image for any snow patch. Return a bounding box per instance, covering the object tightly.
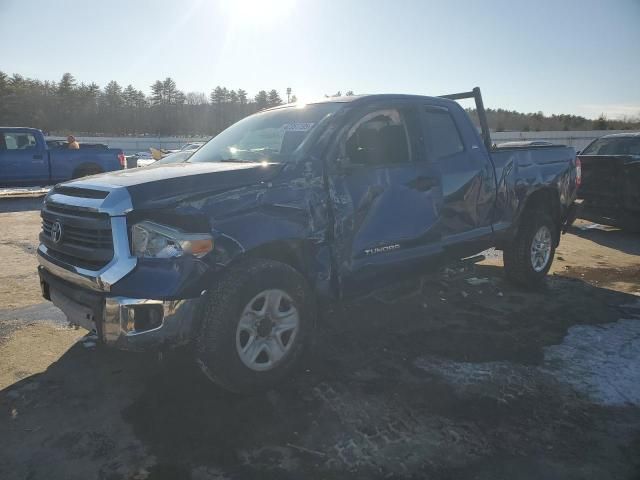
[542,319,640,406]
[415,316,640,407]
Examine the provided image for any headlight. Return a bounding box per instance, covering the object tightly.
[131,221,213,259]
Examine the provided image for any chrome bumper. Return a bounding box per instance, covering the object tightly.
[48,283,201,351]
[102,296,201,350]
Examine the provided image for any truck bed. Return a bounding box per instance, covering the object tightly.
[491,145,577,228]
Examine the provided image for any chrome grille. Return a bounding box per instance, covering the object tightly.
[40,201,114,270]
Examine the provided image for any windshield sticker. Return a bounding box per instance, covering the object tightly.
[283,122,315,132]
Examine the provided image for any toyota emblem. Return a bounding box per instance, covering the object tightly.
[51,221,64,244]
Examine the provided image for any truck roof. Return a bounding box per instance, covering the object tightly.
[0,127,43,133]
[266,93,459,110]
[599,132,640,138]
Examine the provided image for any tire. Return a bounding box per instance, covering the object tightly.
[196,259,314,393]
[503,211,557,286]
[72,165,102,179]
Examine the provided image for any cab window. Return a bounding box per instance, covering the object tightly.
[422,106,464,159]
[345,109,411,166]
[1,132,37,151]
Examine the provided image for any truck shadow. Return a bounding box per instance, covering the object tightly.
[569,224,640,256]
[1,268,638,479]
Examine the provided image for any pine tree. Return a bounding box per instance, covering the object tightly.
[255,90,268,109]
[594,114,608,130]
[150,80,164,105]
[123,85,138,107]
[267,89,282,107]
[57,73,76,97]
[210,86,226,105]
[103,81,124,108]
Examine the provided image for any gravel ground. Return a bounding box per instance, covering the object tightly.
[0,198,639,480]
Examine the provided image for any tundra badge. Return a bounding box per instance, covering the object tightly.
[364,244,400,256]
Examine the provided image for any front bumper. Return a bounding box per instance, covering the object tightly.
[39,266,201,351]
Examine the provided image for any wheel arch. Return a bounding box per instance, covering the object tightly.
[72,162,104,179]
[517,187,562,245]
[243,240,310,275]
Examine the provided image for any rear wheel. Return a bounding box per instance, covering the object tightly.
[503,212,557,286]
[196,259,314,393]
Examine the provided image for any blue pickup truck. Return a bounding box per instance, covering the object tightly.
[37,88,580,392]
[0,127,124,186]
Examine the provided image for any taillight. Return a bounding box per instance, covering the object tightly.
[118,152,126,169]
[575,157,582,187]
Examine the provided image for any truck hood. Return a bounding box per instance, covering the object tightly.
[61,161,282,209]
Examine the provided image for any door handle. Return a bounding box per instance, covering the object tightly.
[408,176,438,191]
[33,154,43,160]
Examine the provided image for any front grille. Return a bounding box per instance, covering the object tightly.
[40,201,114,270]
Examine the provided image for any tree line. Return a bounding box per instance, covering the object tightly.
[466,108,640,133]
[1,71,638,136]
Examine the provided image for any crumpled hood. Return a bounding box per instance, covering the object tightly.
[61,161,282,209]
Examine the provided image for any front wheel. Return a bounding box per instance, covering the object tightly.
[196,259,314,393]
[503,212,557,286]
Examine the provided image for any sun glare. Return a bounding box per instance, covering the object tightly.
[219,0,296,27]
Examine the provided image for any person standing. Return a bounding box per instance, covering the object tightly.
[67,135,80,149]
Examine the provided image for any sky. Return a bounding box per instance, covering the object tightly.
[1,0,639,119]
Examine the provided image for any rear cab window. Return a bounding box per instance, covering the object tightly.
[582,137,640,155]
[421,106,465,160]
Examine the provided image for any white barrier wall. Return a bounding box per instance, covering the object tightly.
[48,130,634,155]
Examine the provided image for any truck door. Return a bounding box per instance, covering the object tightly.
[0,131,48,185]
[328,101,443,298]
[419,104,496,258]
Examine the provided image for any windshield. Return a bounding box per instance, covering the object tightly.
[155,150,194,165]
[582,136,640,155]
[188,103,342,164]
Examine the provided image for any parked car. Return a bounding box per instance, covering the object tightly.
[0,127,125,186]
[577,132,640,232]
[36,88,579,392]
[136,150,196,168]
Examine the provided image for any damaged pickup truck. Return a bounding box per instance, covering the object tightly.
[37,88,580,392]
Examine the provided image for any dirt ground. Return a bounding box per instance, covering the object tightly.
[0,197,639,480]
